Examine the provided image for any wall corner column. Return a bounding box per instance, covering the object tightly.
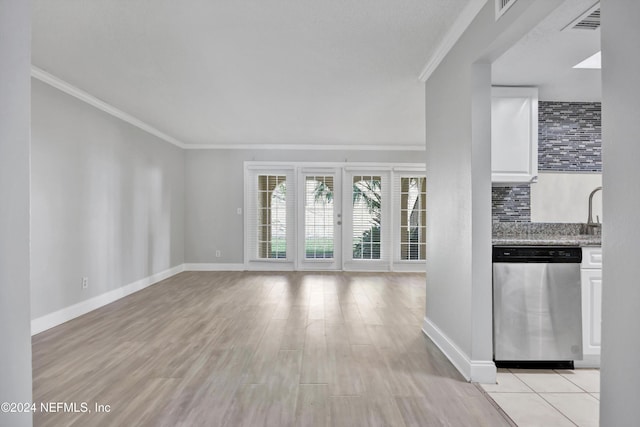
[0,1,33,426]
[470,62,496,382]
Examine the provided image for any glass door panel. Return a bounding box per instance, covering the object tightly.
[304,176,335,259]
[342,170,390,270]
[351,175,382,260]
[399,176,426,261]
[297,169,341,270]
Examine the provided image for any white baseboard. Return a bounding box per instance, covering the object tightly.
[422,316,496,384]
[342,262,391,273]
[31,264,185,335]
[470,360,498,384]
[184,263,245,271]
[184,262,424,273]
[391,263,427,273]
[245,262,295,271]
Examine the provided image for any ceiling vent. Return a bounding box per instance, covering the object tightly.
[495,0,519,20]
[563,2,601,31]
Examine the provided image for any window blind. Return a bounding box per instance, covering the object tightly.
[246,168,295,262]
[351,175,382,260]
[303,175,334,259]
[396,176,426,261]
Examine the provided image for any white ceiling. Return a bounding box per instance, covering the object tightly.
[33,0,471,147]
[492,0,601,102]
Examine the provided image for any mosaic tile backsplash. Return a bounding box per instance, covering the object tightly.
[538,101,602,172]
[492,185,530,223]
[492,101,601,222]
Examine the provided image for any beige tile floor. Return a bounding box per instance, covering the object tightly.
[482,368,600,427]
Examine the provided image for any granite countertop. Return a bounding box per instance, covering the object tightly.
[492,222,602,247]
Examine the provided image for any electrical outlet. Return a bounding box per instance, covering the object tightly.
[81,277,88,289]
[215,250,221,258]
[237,208,242,215]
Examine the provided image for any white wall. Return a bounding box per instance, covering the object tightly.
[184,149,421,264]
[600,0,640,424]
[531,172,602,223]
[0,1,32,426]
[30,80,185,322]
[424,0,563,382]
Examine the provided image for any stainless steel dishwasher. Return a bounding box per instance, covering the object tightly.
[493,246,583,368]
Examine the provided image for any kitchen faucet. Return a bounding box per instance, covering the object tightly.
[587,186,603,228]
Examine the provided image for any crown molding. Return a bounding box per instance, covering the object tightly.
[418,0,488,82]
[31,67,425,152]
[183,143,425,151]
[31,66,187,149]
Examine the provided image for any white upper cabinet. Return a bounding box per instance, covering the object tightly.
[491,87,538,183]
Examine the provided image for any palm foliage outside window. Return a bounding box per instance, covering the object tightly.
[400,177,426,260]
[352,176,381,259]
[305,176,334,259]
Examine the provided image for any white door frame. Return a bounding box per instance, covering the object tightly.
[342,168,391,272]
[296,167,342,271]
[243,162,426,272]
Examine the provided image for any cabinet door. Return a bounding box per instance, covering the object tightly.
[491,87,538,183]
[581,269,602,355]
[581,247,603,269]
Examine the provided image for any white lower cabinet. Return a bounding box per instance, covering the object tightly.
[581,269,602,354]
[580,247,602,363]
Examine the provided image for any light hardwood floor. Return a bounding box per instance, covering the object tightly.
[32,271,512,426]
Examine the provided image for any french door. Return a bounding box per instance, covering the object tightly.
[245,163,424,272]
[297,168,342,270]
[296,168,390,271]
[342,169,390,271]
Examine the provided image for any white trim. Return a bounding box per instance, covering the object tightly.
[391,262,427,273]
[422,316,472,380]
[343,268,392,273]
[244,167,297,271]
[344,165,393,172]
[246,164,297,171]
[418,0,488,82]
[183,263,245,271]
[183,143,425,151]
[30,68,426,153]
[422,316,496,384]
[342,263,392,273]
[243,162,427,272]
[392,166,426,172]
[296,167,343,271]
[392,172,427,265]
[343,170,392,269]
[244,166,250,269]
[31,66,187,149]
[471,360,499,384]
[246,161,425,169]
[31,264,185,335]
[246,262,296,272]
[300,166,338,174]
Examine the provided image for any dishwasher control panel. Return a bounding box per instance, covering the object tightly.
[493,246,582,263]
